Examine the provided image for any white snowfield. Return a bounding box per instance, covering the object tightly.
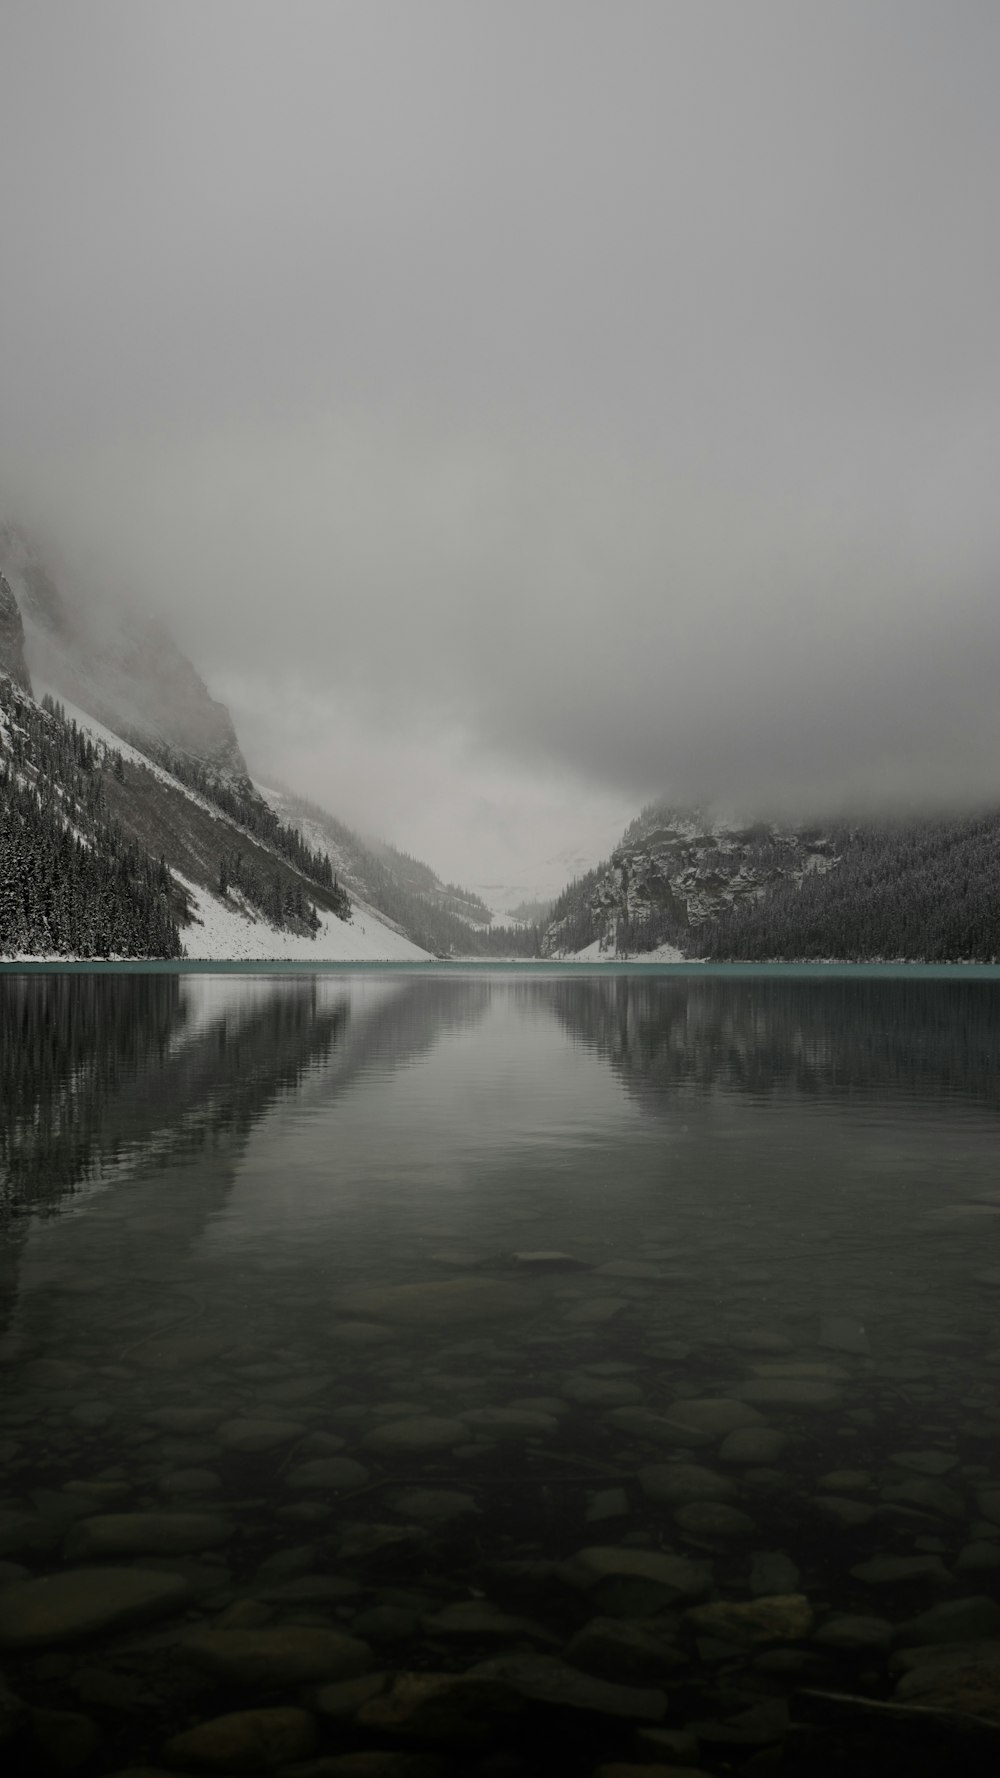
[562,938,687,963]
[6,682,679,965]
[16,687,431,963]
[177,875,429,962]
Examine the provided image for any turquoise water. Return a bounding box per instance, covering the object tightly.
[1,968,999,1775]
[5,959,1000,975]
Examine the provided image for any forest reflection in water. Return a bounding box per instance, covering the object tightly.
[1,969,999,1778]
[5,970,1000,1222]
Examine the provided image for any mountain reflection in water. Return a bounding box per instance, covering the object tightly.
[1,969,999,1778]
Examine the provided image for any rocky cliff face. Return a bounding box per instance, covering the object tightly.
[0,524,246,778]
[0,572,31,693]
[543,804,840,956]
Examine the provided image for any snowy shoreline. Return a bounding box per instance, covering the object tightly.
[4,952,998,968]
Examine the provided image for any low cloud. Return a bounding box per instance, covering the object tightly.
[2,2,999,875]
[11,412,1000,841]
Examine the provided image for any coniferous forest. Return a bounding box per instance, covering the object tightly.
[696,815,1000,962]
[0,684,181,957]
[266,788,537,956]
[216,847,323,932]
[130,735,345,899]
[5,661,1000,963]
[534,812,1000,962]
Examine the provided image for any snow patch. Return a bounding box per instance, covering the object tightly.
[559,937,687,963]
[177,874,429,962]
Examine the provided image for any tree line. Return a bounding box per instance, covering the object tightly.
[696,815,1000,962]
[1,680,181,958]
[131,735,341,893]
[217,848,323,931]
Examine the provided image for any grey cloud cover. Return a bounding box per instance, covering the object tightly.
[2,1,999,877]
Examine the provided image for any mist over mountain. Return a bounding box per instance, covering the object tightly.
[3,4,1000,885]
[541,798,1000,964]
[2,6,1000,958]
[0,524,247,781]
[0,525,535,959]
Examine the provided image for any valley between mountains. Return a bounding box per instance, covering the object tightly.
[2,526,1000,964]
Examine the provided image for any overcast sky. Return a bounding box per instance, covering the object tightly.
[2,2,999,889]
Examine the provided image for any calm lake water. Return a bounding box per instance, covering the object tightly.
[2,968,1000,1776]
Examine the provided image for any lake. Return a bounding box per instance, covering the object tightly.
[2,967,1000,1776]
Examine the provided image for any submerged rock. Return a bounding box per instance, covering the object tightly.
[356,1670,522,1746]
[63,1512,233,1560]
[286,1458,369,1489]
[333,1280,532,1326]
[748,1551,801,1597]
[389,1489,480,1525]
[819,1315,871,1355]
[894,1639,1000,1723]
[362,1418,467,1455]
[469,1652,667,1720]
[893,1597,1000,1648]
[814,1614,894,1654]
[637,1463,737,1506]
[177,1626,373,1686]
[850,1554,953,1587]
[736,1379,843,1410]
[512,1252,591,1271]
[655,1398,766,1446]
[674,1500,757,1540]
[216,1418,305,1452]
[718,1427,788,1465]
[458,1407,558,1439]
[562,1545,713,1615]
[161,1706,318,1772]
[0,1568,192,1649]
[888,1449,960,1477]
[684,1594,814,1645]
[419,1600,557,1643]
[564,1616,686,1682]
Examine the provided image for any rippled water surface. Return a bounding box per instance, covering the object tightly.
[2,968,1000,1776]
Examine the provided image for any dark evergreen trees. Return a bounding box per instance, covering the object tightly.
[695,815,1000,962]
[216,847,322,932]
[129,735,341,894]
[1,678,181,957]
[543,864,608,954]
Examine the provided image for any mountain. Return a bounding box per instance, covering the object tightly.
[256,781,532,958]
[0,524,246,779]
[0,571,31,693]
[543,798,1000,963]
[464,820,627,924]
[366,841,493,928]
[0,528,429,960]
[696,811,1000,962]
[0,525,535,961]
[541,802,839,957]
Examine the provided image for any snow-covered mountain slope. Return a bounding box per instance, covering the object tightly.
[467,819,628,923]
[1,669,430,961]
[0,523,246,779]
[178,873,427,961]
[49,696,429,961]
[566,936,686,963]
[1,527,527,959]
[0,571,31,692]
[256,781,503,956]
[0,526,439,960]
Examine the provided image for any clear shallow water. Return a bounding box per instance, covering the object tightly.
[2,969,1000,1777]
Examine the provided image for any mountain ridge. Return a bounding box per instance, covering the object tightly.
[0,527,495,959]
[541,797,1000,964]
[0,524,248,780]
